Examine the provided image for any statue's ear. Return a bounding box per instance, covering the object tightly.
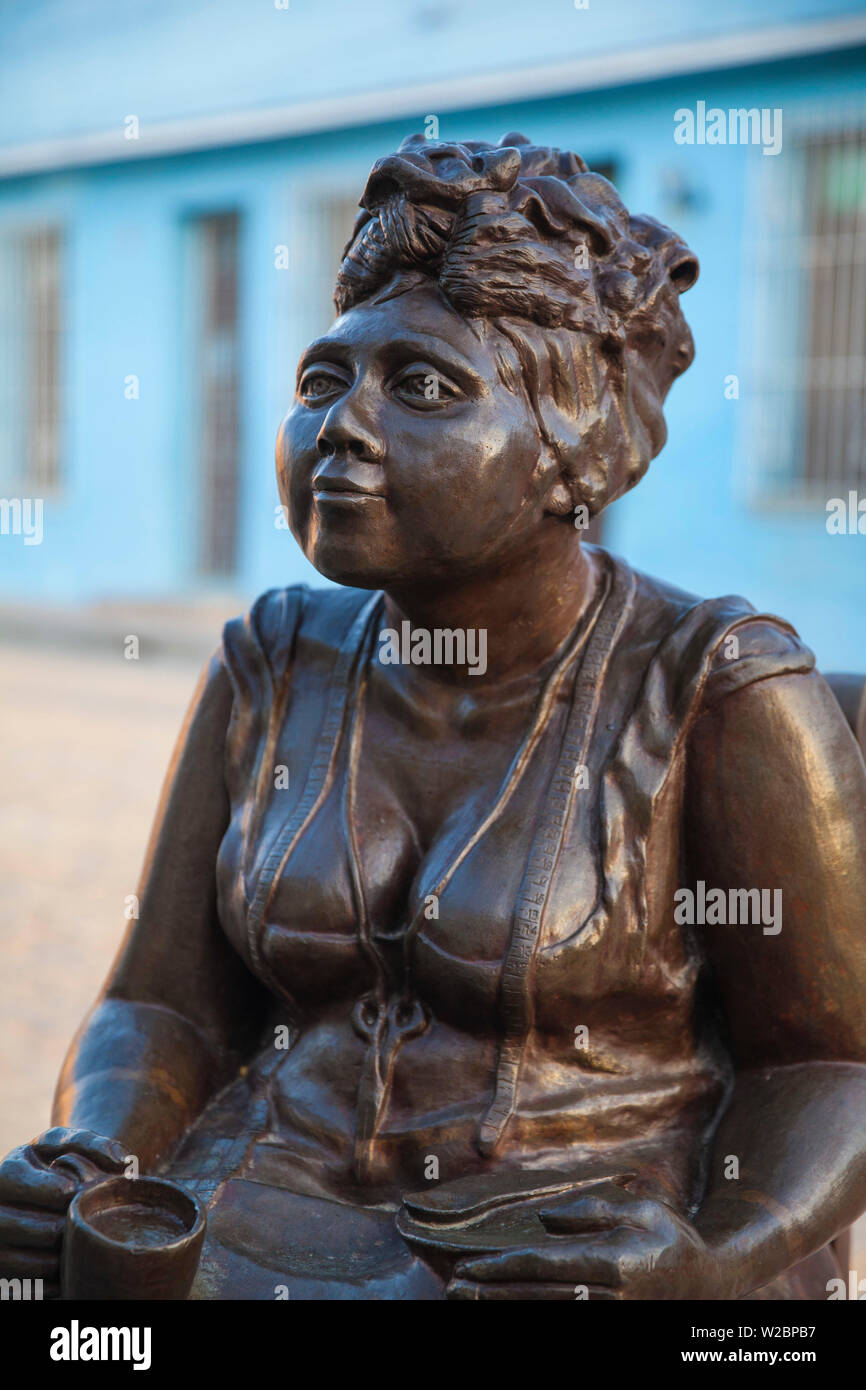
[531,438,573,517]
[667,249,699,293]
[545,478,574,517]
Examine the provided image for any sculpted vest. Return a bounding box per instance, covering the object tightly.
[172,548,813,1231]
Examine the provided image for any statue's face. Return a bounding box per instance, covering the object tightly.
[277,279,564,590]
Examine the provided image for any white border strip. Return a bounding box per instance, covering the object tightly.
[2,15,866,178]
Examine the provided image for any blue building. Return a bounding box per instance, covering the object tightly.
[0,0,864,665]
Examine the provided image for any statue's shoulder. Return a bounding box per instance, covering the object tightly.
[220,583,373,679]
[594,546,816,707]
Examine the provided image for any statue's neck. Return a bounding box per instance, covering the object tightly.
[381,536,600,687]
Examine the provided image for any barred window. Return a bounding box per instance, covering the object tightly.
[191,210,241,578]
[802,130,866,493]
[747,111,866,503]
[0,226,63,494]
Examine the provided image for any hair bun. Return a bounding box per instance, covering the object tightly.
[334,133,699,517]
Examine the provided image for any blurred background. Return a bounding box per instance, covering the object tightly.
[1,0,865,1267]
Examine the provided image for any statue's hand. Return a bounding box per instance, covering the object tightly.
[446,1180,719,1300]
[0,1127,128,1297]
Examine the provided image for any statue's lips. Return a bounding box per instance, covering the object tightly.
[313,490,387,506]
[312,481,387,504]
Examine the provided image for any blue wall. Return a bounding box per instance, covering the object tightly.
[0,43,864,667]
[2,0,862,146]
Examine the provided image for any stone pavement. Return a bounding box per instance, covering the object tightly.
[0,636,205,1155]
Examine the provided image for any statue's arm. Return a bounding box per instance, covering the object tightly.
[51,650,268,1171]
[446,665,866,1300]
[685,668,866,1297]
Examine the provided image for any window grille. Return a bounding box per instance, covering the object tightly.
[0,225,63,494]
[193,211,241,577]
[746,110,866,503]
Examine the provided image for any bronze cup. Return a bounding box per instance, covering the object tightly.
[62,1175,206,1300]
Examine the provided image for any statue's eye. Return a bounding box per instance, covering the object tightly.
[393,369,457,408]
[299,370,345,402]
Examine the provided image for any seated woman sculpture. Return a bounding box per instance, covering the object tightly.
[3,133,866,1301]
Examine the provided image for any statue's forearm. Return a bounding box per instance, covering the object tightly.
[693,1062,866,1298]
[51,997,228,1171]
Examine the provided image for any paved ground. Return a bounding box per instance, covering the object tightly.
[2,632,864,1278]
[0,638,203,1155]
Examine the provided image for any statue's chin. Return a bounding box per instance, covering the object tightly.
[305,546,391,591]
[304,527,418,591]
[315,565,383,591]
[304,523,492,592]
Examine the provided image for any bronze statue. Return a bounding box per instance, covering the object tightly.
[3,134,866,1300]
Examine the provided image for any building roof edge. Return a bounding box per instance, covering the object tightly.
[1,14,865,180]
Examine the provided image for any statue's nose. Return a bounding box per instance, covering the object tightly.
[316,394,383,462]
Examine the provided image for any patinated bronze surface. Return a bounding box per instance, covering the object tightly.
[3,134,866,1300]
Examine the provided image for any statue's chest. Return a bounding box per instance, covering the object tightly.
[217,660,622,1024]
[215,560,700,1028]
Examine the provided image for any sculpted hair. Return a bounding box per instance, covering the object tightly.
[335,133,698,514]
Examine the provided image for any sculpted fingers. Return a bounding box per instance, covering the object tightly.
[0,1128,127,1219]
[31,1129,128,1171]
[0,1146,78,1212]
[0,1205,64,1250]
[446,1278,607,1300]
[539,1186,668,1236]
[0,1244,60,1279]
[453,1233,628,1289]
